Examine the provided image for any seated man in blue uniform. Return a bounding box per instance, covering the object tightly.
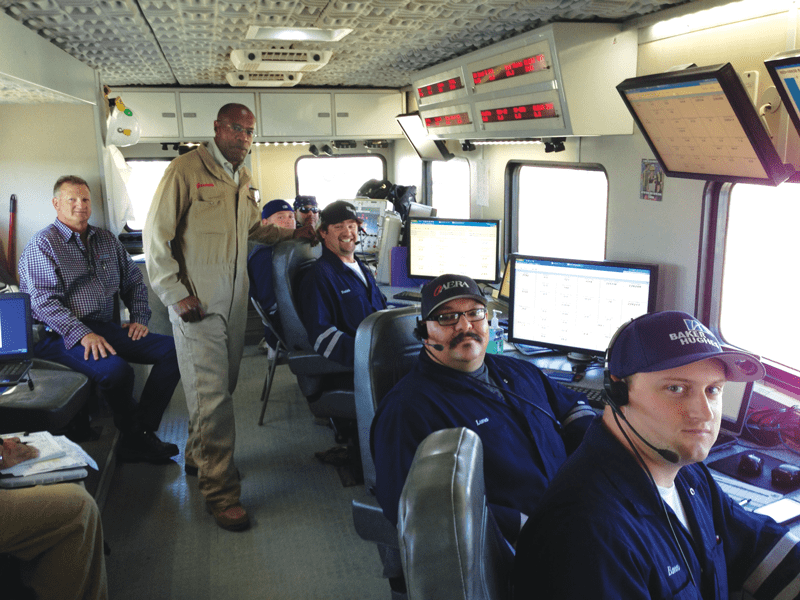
[298,200,387,368]
[371,274,596,546]
[247,199,296,356]
[294,195,320,229]
[513,311,800,600]
[18,175,180,464]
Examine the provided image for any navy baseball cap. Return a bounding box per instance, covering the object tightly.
[294,195,318,210]
[262,199,293,220]
[421,274,487,320]
[320,200,359,226]
[608,311,765,382]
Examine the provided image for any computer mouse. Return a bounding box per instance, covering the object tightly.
[772,464,800,488]
[737,453,764,476]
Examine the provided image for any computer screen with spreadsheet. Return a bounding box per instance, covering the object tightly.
[407,217,500,283]
[508,255,658,357]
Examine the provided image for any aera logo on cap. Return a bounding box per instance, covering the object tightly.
[433,280,469,297]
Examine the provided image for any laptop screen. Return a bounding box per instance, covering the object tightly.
[720,379,754,437]
[0,293,33,361]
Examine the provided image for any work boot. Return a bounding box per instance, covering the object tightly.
[118,430,179,464]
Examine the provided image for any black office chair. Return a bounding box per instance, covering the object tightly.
[351,305,422,599]
[272,239,357,429]
[249,297,288,426]
[398,427,511,600]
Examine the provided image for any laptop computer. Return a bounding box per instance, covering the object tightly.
[0,292,34,386]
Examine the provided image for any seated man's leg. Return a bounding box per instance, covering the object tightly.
[0,484,108,600]
[89,322,181,432]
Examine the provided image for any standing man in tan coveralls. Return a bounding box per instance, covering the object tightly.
[144,104,314,531]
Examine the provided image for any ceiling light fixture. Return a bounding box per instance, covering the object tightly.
[246,26,352,43]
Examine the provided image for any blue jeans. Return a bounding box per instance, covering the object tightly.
[35,320,181,432]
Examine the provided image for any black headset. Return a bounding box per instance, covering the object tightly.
[602,317,637,408]
[413,317,428,341]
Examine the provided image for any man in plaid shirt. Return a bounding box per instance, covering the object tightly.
[18,175,181,464]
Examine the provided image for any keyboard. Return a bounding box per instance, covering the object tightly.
[0,362,30,384]
[562,383,605,408]
[393,291,422,301]
[711,471,783,511]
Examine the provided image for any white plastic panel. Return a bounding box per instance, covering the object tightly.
[260,92,332,138]
[334,93,403,137]
[179,92,257,139]
[120,91,180,139]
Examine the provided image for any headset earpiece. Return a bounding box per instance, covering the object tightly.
[603,318,635,407]
[414,318,428,341]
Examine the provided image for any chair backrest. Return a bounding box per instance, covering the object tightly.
[249,296,287,351]
[354,305,422,492]
[397,427,511,600]
[272,239,322,353]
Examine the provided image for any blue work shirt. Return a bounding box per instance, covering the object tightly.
[513,417,800,600]
[371,349,594,543]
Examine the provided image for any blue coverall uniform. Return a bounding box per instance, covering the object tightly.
[371,350,595,543]
[298,245,387,367]
[513,417,800,599]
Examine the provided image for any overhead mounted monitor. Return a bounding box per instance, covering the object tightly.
[396,112,454,161]
[508,255,658,358]
[407,217,500,283]
[765,50,800,140]
[617,63,793,186]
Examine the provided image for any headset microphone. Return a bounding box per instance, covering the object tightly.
[423,340,445,351]
[613,406,680,464]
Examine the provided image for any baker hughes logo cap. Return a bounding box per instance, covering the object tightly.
[608,310,765,382]
[421,274,487,320]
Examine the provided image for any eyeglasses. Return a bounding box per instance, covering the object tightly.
[298,207,319,214]
[429,307,487,327]
[221,122,255,137]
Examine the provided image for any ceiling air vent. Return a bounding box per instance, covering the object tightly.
[225,71,303,87]
[230,48,332,72]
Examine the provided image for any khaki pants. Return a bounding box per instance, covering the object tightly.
[169,307,247,509]
[0,483,108,600]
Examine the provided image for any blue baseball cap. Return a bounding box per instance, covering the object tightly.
[294,195,318,210]
[608,311,765,382]
[262,199,294,220]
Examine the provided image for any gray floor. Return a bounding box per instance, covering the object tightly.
[101,346,390,600]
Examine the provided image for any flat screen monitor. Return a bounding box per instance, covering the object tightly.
[617,63,793,186]
[407,217,500,283]
[508,255,659,357]
[396,112,454,161]
[718,379,754,440]
[765,50,800,140]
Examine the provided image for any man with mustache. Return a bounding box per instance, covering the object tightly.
[371,274,595,546]
[298,200,387,368]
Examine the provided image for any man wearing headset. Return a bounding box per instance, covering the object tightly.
[513,310,800,600]
[371,274,595,546]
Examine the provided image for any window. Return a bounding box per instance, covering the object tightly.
[704,182,800,373]
[124,159,172,230]
[430,158,470,218]
[509,163,608,260]
[296,155,385,209]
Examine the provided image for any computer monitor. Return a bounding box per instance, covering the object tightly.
[396,112,454,161]
[508,255,659,358]
[406,217,501,283]
[617,63,793,186]
[718,379,754,443]
[765,50,800,140]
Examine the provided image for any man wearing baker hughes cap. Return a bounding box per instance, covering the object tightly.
[371,273,596,546]
[298,200,387,367]
[247,200,296,354]
[514,311,800,600]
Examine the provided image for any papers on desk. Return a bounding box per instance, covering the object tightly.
[0,431,97,488]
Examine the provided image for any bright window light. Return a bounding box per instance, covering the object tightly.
[431,158,470,219]
[296,155,385,209]
[124,159,171,230]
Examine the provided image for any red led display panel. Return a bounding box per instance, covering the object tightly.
[417,77,465,99]
[472,54,548,86]
[480,102,557,123]
[424,112,472,128]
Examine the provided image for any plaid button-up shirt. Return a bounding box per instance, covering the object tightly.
[18,219,150,349]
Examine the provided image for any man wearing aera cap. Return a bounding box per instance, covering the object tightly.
[247,200,296,355]
[298,200,387,367]
[513,311,800,600]
[294,195,319,228]
[371,273,595,546]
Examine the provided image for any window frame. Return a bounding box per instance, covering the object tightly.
[294,153,387,201]
[697,180,800,395]
[505,160,609,261]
